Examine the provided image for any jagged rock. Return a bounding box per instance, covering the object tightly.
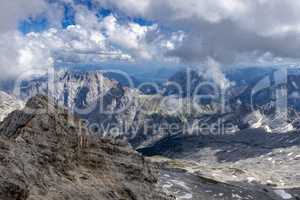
[0,95,174,200]
[17,70,186,149]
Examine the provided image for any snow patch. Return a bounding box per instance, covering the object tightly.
[274,190,292,199]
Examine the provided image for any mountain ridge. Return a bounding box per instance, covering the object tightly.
[0,95,174,200]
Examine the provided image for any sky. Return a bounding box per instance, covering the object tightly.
[1,0,300,80]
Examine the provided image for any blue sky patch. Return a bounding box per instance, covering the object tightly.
[97,8,112,18]
[133,18,153,26]
[19,15,49,34]
[62,4,76,28]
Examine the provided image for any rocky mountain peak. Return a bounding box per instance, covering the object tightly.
[25,94,50,109]
[0,95,174,200]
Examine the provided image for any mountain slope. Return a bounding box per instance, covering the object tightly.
[0,95,174,200]
[140,129,300,199]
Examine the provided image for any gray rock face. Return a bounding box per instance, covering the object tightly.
[0,95,174,200]
[164,68,300,134]
[0,91,24,122]
[19,70,115,109]
[17,71,186,149]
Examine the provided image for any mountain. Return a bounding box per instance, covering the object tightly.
[135,67,300,199]
[0,95,174,200]
[15,67,300,144]
[163,69,209,97]
[140,129,300,199]
[18,70,115,109]
[226,67,276,86]
[17,70,187,149]
[0,91,24,122]
[163,67,300,133]
[2,67,300,199]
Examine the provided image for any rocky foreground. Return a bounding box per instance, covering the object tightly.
[0,95,174,200]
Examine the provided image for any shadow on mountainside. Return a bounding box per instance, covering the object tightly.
[138,128,300,163]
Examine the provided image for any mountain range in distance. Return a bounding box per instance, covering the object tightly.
[1,66,300,199]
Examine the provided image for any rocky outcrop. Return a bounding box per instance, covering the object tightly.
[0,95,174,200]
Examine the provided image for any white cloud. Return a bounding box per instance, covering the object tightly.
[25,23,135,64]
[3,0,300,79]
[96,0,300,64]
[0,19,132,80]
[74,5,100,29]
[99,15,158,60]
[0,31,53,80]
[10,0,300,81]
[0,2,176,80]
[96,0,300,35]
[202,58,233,89]
[0,0,187,81]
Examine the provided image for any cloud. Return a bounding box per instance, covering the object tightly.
[202,58,233,89]
[4,0,300,82]
[96,0,300,35]
[99,15,155,60]
[0,31,53,80]
[96,0,300,64]
[0,0,47,33]
[0,2,177,80]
